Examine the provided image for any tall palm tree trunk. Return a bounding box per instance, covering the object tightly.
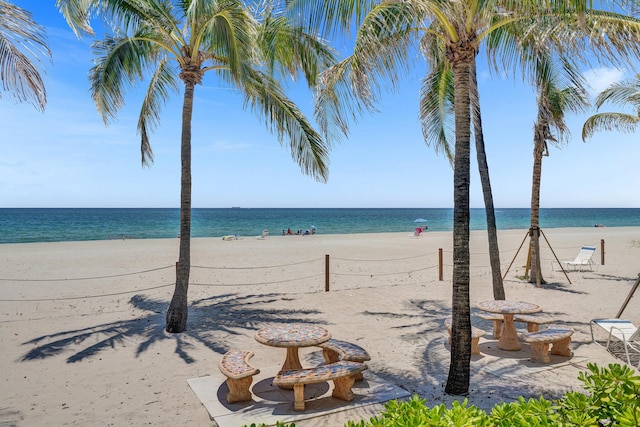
[445,51,473,396]
[166,82,195,333]
[529,121,546,286]
[470,60,505,300]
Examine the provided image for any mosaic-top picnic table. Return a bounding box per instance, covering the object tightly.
[477,300,542,351]
[255,323,331,372]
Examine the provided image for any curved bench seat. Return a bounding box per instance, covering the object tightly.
[274,361,367,411]
[218,350,260,403]
[522,328,573,363]
[318,339,370,381]
[514,314,555,332]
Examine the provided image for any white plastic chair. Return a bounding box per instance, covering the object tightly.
[590,318,640,368]
[563,245,596,271]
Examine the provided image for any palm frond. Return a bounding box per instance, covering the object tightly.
[89,32,159,123]
[284,0,381,38]
[56,0,97,36]
[57,0,178,37]
[137,57,179,166]
[582,111,640,141]
[594,78,640,109]
[197,0,257,83]
[419,62,455,164]
[313,0,421,142]
[0,1,51,110]
[517,9,640,67]
[256,8,336,87]
[241,66,329,182]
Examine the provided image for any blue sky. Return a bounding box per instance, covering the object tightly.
[2,2,639,209]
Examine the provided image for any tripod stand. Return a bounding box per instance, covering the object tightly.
[503,226,571,287]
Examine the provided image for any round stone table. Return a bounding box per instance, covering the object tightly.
[477,300,542,350]
[255,323,331,371]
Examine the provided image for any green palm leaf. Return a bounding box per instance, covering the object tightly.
[0,1,51,110]
[138,58,179,165]
[419,62,454,163]
[242,66,329,182]
[583,76,640,141]
[582,112,640,140]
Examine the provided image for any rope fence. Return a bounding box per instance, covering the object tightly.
[0,239,606,302]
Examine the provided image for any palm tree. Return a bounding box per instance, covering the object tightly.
[56,0,335,333]
[420,36,505,301]
[583,76,640,141]
[487,5,640,286]
[470,60,506,300]
[0,1,51,111]
[529,57,589,286]
[293,0,640,395]
[301,0,539,395]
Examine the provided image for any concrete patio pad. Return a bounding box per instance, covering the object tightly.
[188,364,410,427]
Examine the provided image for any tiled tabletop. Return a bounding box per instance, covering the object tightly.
[255,323,331,348]
[477,300,542,315]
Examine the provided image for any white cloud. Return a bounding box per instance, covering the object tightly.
[583,67,626,96]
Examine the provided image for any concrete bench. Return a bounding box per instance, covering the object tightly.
[514,314,554,332]
[477,313,555,338]
[521,328,573,363]
[273,361,367,411]
[478,313,503,339]
[218,350,260,403]
[445,316,486,355]
[318,339,370,381]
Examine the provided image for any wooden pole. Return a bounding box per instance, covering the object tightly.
[532,227,541,288]
[539,228,572,285]
[503,231,529,280]
[601,239,605,265]
[438,248,443,281]
[325,254,330,292]
[524,243,531,279]
[616,273,640,318]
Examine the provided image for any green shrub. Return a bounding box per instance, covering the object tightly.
[346,395,491,427]
[559,363,640,426]
[243,422,292,427]
[244,363,640,427]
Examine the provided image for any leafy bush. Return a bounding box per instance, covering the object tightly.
[244,363,640,427]
[345,396,491,427]
[559,363,640,426]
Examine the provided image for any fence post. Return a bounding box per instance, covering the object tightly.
[601,239,605,265]
[325,254,330,292]
[438,248,443,281]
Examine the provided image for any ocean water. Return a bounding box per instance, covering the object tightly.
[0,208,638,244]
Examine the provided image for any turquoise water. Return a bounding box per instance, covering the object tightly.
[0,208,638,244]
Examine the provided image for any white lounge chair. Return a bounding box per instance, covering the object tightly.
[563,245,596,271]
[590,318,640,368]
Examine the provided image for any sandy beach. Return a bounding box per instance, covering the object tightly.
[1,227,639,426]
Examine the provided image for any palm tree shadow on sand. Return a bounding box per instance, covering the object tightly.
[20,293,322,364]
